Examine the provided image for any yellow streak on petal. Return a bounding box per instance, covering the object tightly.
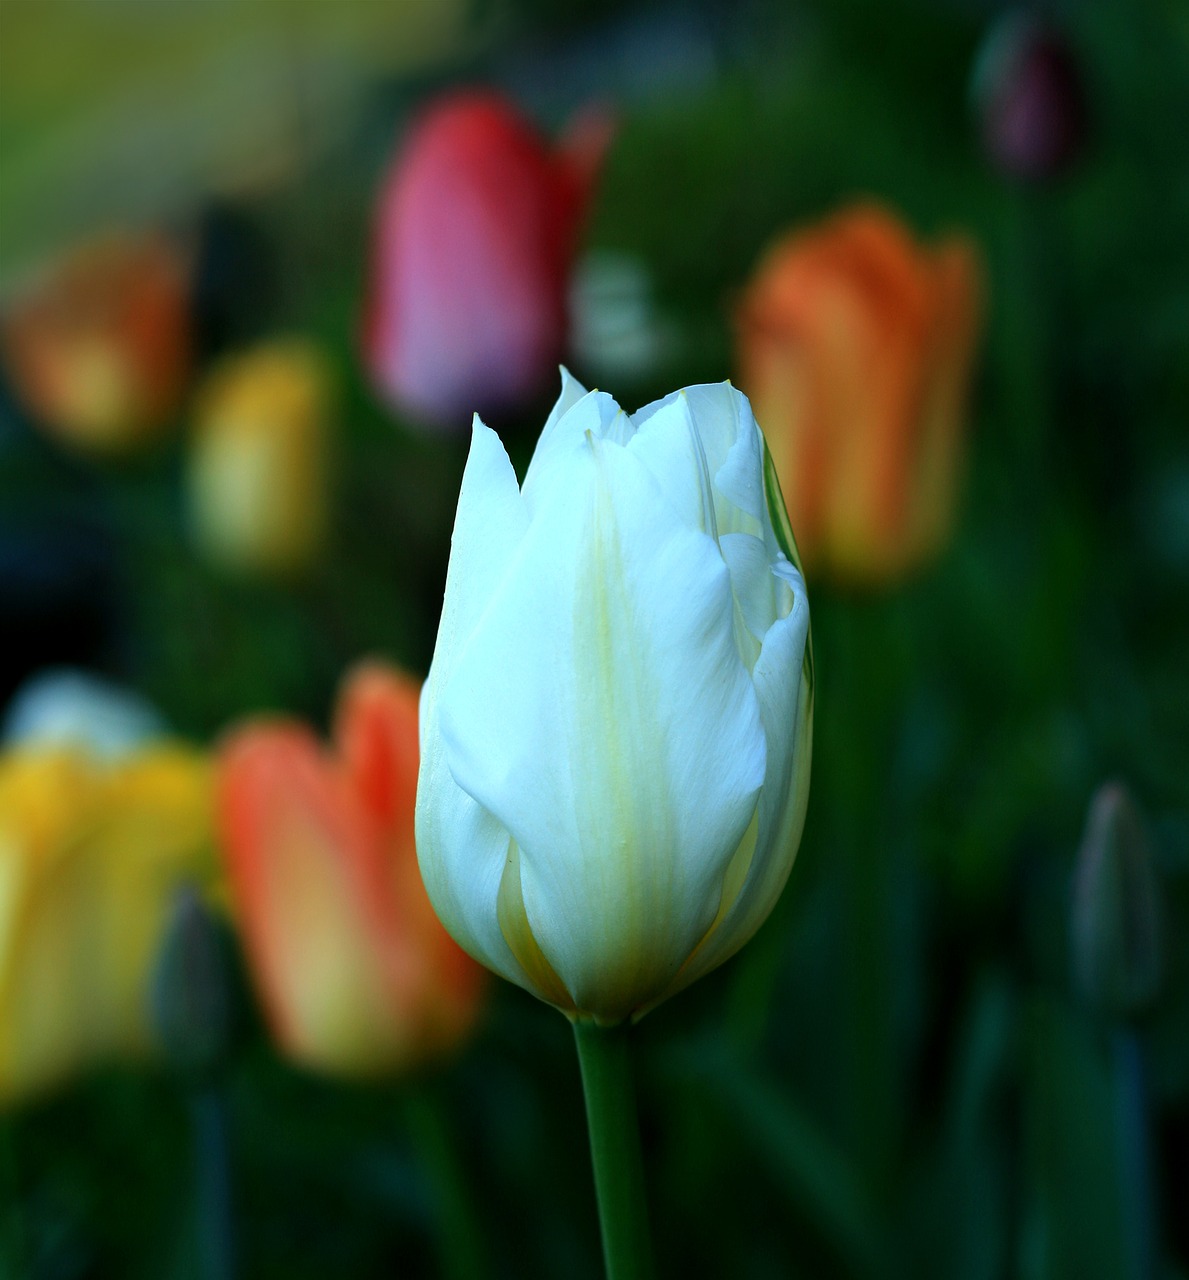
[636,805,761,1021]
[496,840,575,1014]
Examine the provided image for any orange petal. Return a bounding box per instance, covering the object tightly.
[735,202,983,584]
[217,724,411,1075]
[336,662,485,1057]
[335,662,421,837]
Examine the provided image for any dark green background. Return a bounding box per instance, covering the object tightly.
[2,0,1186,1276]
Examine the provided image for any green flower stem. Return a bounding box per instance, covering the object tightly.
[572,1019,655,1280]
[1111,1028,1154,1280]
[1001,190,1053,466]
[402,1084,485,1280]
[188,1087,235,1280]
[835,601,899,1199]
[2,1117,27,1278]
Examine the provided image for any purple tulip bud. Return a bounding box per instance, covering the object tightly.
[972,13,1088,183]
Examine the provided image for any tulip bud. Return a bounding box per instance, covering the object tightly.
[1071,783,1162,1020]
[362,91,610,430]
[972,13,1088,183]
[0,745,213,1105]
[150,887,238,1080]
[0,232,190,455]
[416,370,813,1024]
[187,339,332,577]
[217,663,483,1078]
[735,203,983,585]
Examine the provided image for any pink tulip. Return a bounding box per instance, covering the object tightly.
[362,90,610,430]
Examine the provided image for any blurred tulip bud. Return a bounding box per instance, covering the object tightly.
[362,91,612,430]
[0,746,213,1106]
[972,13,1088,183]
[417,373,812,1024]
[217,663,484,1078]
[3,668,165,758]
[1,232,190,455]
[150,887,238,1080]
[187,339,332,577]
[1072,783,1162,1019]
[735,203,983,585]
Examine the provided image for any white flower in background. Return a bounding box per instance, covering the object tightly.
[3,669,165,758]
[569,249,675,385]
[417,370,813,1024]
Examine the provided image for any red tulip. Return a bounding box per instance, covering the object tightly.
[362,90,610,430]
[217,664,483,1077]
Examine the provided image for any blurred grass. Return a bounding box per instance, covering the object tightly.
[0,0,476,283]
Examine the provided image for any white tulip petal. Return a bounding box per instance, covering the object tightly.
[670,382,743,471]
[633,384,729,487]
[626,393,718,535]
[661,576,811,995]
[770,554,801,614]
[416,419,533,989]
[636,383,766,537]
[711,395,767,536]
[720,533,776,648]
[426,417,529,697]
[415,738,530,990]
[521,387,628,514]
[629,385,682,435]
[525,366,589,466]
[439,434,767,1018]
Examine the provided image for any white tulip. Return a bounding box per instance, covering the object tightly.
[416,370,813,1024]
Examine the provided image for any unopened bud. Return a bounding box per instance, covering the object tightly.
[972,13,1088,183]
[151,887,237,1079]
[1071,783,1162,1019]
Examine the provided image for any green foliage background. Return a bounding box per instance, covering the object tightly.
[1,0,1187,1276]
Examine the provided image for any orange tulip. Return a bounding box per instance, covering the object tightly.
[1,232,190,455]
[217,663,483,1077]
[735,203,983,583]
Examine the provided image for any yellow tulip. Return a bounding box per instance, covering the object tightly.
[0,746,213,1105]
[187,339,333,577]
